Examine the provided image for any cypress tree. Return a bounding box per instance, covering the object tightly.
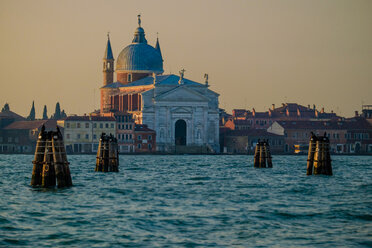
[61,109,67,118]
[53,102,61,120]
[42,105,48,120]
[1,103,10,112]
[27,101,36,120]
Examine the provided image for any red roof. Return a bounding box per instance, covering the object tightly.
[0,110,25,121]
[4,120,57,130]
[134,124,155,132]
[276,118,372,130]
[63,116,116,121]
[233,103,340,120]
[225,129,283,137]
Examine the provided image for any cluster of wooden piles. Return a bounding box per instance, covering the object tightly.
[307,132,333,176]
[95,133,119,172]
[31,126,72,188]
[253,140,273,168]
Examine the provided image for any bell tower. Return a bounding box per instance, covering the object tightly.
[101,33,115,114]
[103,33,114,86]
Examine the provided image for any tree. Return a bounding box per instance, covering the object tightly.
[61,109,67,118]
[42,105,48,120]
[27,101,35,120]
[52,102,61,120]
[1,103,10,112]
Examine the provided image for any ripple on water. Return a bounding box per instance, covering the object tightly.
[0,155,371,247]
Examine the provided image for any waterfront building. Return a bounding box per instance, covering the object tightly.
[134,124,156,153]
[225,103,340,130]
[0,109,25,129]
[222,129,284,154]
[0,119,56,153]
[99,15,220,152]
[361,105,372,125]
[267,117,372,154]
[101,111,136,153]
[114,112,135,153]
[57,115,116,153]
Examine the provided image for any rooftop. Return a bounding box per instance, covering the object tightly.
[0,110,25,121]
[4,120,57,130]
[134,124,155,132]
[225,129,283,137]
[276,118,372,130]
[63,116,116,122]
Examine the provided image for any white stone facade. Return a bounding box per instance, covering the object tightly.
[140,83,220,152]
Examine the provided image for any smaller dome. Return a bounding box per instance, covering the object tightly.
[132,27,147,43]
[135,27,144,33]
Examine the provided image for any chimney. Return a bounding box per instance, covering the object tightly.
[355,111,359,117]
[272,104,275,110]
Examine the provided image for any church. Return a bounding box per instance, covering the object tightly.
[100,15,220,152]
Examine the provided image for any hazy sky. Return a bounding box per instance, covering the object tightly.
[0,0,371,118]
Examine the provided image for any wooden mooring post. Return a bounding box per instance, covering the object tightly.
[31,125,72,188]
[95,133,119,172]
[253,139,273,168]
[306,132,332,176]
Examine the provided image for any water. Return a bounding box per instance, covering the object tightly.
[0,155,371,247]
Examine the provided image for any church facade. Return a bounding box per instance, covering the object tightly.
[100,16,220,152]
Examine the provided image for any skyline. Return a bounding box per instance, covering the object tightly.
[1,0,371,118]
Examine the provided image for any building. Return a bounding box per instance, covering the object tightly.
[222,129,284,154]
[225,103,340,130]
[0,109,25,129]
[101,111,135,153]
[361,105,372,125]
[99,15,220,153]
[267,118,372,154]
[134,124,156,153]
[57,115,116,153]
[0,119,57,153]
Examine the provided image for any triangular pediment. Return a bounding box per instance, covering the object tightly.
[155,86,209,102]
[171,107,192,114]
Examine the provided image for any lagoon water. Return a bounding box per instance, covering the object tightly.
[0,155,371,247]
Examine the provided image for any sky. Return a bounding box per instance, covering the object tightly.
[0,0,371,118]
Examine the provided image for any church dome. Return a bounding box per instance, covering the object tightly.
[116,43,163,73]
[116,16,163,73]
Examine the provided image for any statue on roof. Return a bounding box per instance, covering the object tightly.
[179,69,185,84]
[204,73,209,86]
[137,14,141,27]
[179,69,185,80]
